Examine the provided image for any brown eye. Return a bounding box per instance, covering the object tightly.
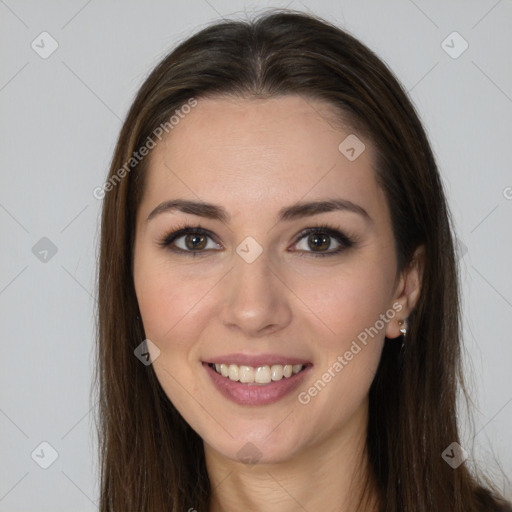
[292,225,355,258]
[184,233,207,250]
[159,226,222,256]
[307,233,331,252]
[295,231,341,253]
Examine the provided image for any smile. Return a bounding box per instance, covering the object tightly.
[208,362,306,384]
[203,361,312,406]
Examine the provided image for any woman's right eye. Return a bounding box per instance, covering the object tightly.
[159,225,222,257]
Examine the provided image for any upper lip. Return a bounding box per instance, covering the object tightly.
[203,353,312,367]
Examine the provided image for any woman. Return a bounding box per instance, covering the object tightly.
[94,9,510,511]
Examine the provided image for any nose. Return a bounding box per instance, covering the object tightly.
[218,249,293,338]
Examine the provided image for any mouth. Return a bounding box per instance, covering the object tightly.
[202,360,313,406]
[207,362,309,385]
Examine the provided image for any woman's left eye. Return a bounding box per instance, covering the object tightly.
[292,225,355,257]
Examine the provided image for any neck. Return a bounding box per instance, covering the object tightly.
[205,404,379,512]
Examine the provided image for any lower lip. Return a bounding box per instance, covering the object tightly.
[203,363,312,406]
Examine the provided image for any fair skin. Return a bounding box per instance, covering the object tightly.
[133,95,423,512]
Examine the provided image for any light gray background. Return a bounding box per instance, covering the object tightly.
[1,0,511,510]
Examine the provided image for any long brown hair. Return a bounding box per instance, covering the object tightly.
[94,9,510,511]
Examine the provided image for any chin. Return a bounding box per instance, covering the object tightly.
[203,428,302,466]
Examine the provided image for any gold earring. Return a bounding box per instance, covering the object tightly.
[398,319,407,337]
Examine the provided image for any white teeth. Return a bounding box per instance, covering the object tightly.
[255,365,271,383]
[292,364,303,374]
[228,364,239,381]
[239,365,254,383]
[212,362,305,384]
[271,364,283,381]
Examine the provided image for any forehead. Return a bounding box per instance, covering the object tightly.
[141,95,386,224]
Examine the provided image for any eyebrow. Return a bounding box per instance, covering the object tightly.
[147,198,372,224]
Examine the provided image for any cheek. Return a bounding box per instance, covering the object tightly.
[133,263,208,412]
[289,261,393,411]
[134,252,213,346]
[133,255,222,406]
[293,261,393,348]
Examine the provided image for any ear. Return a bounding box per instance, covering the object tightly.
[385,245,425,339]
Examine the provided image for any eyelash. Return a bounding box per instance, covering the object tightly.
[157,222,356,258]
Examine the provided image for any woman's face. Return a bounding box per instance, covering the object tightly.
[133,95,409,464]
